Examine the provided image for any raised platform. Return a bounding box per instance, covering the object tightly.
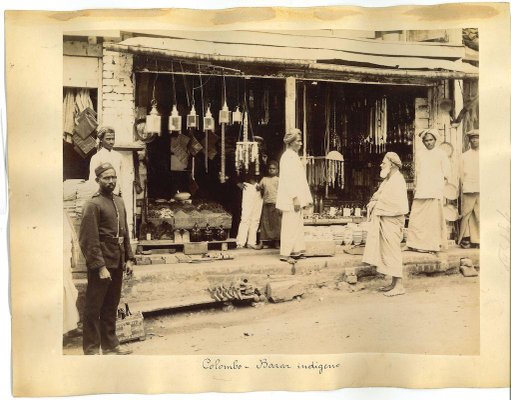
[136,239,237,253]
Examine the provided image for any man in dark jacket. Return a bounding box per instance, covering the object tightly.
[79,162,135,355]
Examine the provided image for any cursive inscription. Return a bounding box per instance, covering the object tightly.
[202,358,248,370]
[202,358,341,375]
[256,358,292,369]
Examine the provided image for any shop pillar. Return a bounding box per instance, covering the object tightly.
[101,46,137,238]
[285,77,296,134]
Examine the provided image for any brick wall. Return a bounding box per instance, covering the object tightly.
[101,47,136,238]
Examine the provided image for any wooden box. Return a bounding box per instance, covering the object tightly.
[116,312,146,344]
[183,242,208,255]
[304,240,336,257]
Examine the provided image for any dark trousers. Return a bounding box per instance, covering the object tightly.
[83,267,123,355]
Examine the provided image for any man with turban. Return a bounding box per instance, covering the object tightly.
[79,162,135,355]
[276,128,313,264]
[363,152,409,296]
[88,126,123,196]
[406,129,451,253]
[458,129,480,248]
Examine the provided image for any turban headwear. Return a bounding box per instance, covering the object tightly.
[418,128,439,141]
[384,152,403,169]
[467,129,479,137]
[283,128,301,145]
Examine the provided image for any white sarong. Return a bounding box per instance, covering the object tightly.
[407,198,448,252]
[363,215,405,278]
[280,210,306,257]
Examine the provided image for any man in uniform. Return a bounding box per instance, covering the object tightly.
[406,129,451,253]
[458,129,480,248]
[363,152,409,296]
[79,162,135,355]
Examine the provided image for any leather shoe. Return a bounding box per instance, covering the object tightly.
[102,345,132,355]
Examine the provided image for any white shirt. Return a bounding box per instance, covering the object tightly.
[88,147,123,195]
[276,149,313,212]
[414,147,451,200]
[373,171,409,217]
[459,148,479,193]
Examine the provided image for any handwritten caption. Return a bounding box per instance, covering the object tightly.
[202,358,341,375]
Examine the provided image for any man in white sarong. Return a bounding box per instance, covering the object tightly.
[276,129,313,264]
[458,129,480,249]
[406,129,450,253]
[363,152,409,296]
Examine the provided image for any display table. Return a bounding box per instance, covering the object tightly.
[304,216,366,225]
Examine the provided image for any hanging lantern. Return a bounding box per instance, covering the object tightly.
[219,101,231,124]
[168,105,182,132]
[145,100,162,136]
[232,106,242,124]
[187,104,198,128]
[203,105,215,131]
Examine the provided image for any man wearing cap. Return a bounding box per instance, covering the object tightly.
[88,126,123,196]
[276,128,313,264]
[79,162,135,355]
[406,129,451,253]
[458,129,480,248]
[363,152,409,296]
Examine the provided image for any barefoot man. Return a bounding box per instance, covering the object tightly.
[363,152,409,296]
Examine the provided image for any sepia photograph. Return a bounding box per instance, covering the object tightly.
[6,3,509,397]
[62,27,480,356]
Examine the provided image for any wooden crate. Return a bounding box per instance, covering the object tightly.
[116,312,146,344]
[304,240,336,257]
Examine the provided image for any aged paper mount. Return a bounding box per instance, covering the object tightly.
[6,3,510,396]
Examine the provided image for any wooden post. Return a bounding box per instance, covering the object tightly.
[285,77,296,134]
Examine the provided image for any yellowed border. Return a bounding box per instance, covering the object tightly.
[7,4,510,395]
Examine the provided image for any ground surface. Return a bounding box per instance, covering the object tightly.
[64,274,479,356]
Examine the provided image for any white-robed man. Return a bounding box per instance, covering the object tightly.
[406,129,450,253]
[458,129,480,249]
[363,152,409,297]
[276,128,313,264]
[88,126,123,196]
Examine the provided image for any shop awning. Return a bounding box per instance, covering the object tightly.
[104,31,478,81]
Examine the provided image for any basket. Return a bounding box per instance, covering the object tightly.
[116,311,146,344]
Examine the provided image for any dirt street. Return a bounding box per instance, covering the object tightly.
[64,274,479,356]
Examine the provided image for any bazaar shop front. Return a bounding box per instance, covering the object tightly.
[65,30,478,251]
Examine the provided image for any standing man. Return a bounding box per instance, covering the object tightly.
[276,128,313,264]
[406,129,451,253]
[79,162,134,355]
[363,153,409,296]
[458,129,480,249]
[88,126,123,196]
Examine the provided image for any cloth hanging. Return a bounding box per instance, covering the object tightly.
[63,89,76,142]
[170,134,191,168]
[187,132,203,156]
[74,107,98,140]
[201,131,219,160]
[73,133,97,157]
